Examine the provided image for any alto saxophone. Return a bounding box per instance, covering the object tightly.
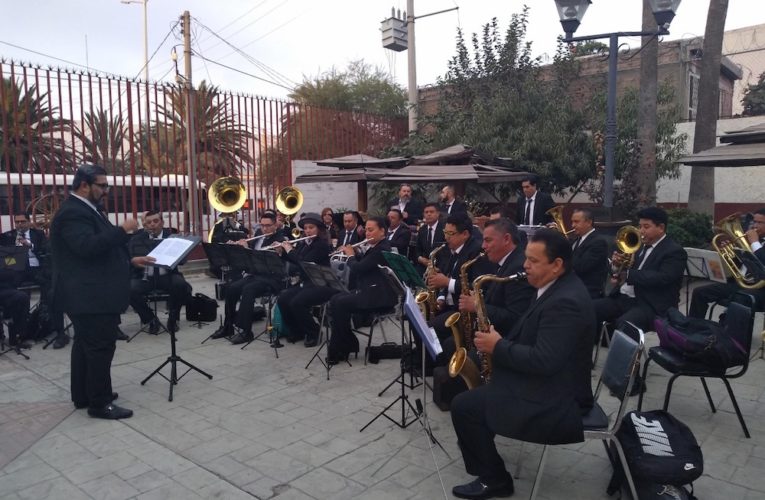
[415,243,446,320]
[445,312,482,389]
[458,252,485,350]
[472,272,528,383]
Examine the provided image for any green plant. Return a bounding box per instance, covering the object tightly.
[666,208,714,248]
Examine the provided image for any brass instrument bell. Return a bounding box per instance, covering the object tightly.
[208,177,247,213]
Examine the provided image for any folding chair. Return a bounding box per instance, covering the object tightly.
[529,327,644,500]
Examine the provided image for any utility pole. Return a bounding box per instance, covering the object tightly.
[406,0,417,134]
[181,10,200,235]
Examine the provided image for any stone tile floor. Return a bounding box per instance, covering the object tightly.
[1,274,765,499]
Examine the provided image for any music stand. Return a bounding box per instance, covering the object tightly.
[238,250,286,356]
[684,247,728,315]
[0,248,31,359]
[302,262,349,378]
[202,242,232,301]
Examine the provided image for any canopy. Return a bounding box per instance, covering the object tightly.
[315,154,408,169]
[379,163,528,183]
[294,167,388,183]
[677,122,765,167]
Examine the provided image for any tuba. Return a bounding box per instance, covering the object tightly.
[445,312,482,389]
[275,186,303,218]
[712,213,765,290]
[545,205,574,236]
[208,177,247,243]
[611,225,642,278]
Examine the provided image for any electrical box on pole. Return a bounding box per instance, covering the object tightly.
[381,8,407,52]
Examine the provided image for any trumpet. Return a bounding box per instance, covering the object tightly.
[329,238,372,257]
[262,234,316,250]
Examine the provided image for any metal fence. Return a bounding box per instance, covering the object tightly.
[0,60,408,235]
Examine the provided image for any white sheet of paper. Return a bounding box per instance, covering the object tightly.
[404,288,443,358]
[146,237,196,268]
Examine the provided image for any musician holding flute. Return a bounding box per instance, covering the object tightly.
[450,229,595,500]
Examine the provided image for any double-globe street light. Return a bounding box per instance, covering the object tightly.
[554,0,681,210]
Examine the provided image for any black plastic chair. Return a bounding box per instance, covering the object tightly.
[638,301,754,438]
[352,306,396,365]
[129,289,171,342]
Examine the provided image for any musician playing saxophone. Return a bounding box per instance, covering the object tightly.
[426,213,484,343]
[450,229,595,500]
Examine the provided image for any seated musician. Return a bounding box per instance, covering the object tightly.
[128,210,192,334]
[336,210,363,249]
[276,213,336,347]
[414,203,446,275]
[386,209,411,256]
[426,213,483,343]
[211,212,288,342]
[326,216,397,364]
[1,213,48,285]
[570,208,609,299]
[450,229,595,500]
[321,207,339,242]
[0,268,31,349]
[593,207,687,340]
[689,208,765,318]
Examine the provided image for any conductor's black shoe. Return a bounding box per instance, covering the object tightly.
[452,478,514,499]
[75,392,118,409]
[210,325,232,339]
[304,335,319,348]
[230,330,254,345]
[167,318,179,334]
[52,334,70,349]
[148,318,161,335]
[116,328,129,341]
[87,403,133,420]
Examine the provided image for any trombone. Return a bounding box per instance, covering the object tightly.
[611,225,642,279]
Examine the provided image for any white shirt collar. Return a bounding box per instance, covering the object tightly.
[71,193,101,215]
[497,249,514,267]
[578,228,596,243]
[536,277,557,299]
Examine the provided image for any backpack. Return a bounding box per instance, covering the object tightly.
[654,308,746,371]
[185,293,218,322]
[608,410,702,499]
[270,304,288,338]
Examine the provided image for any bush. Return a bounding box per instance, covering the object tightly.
[666,208,714,249]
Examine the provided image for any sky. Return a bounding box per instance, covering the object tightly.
[1,0,763,100]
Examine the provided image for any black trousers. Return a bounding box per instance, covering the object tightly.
[328,291,387,358]
[0,288,29,342]
[223,275,282,331]
[129,274,192,323]
[451,385,511,485]
[689,281,740,319]
[592,293,656,341]
[70,314,119,408]
[277,285,340,340]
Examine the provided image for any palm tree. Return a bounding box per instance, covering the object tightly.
[78,109,131,174]
[145,80,256,184]
[0,77,77,173]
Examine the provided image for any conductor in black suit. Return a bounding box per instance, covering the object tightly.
[450,229,595,499]
[689,208,765,318]
[128,210,192,334]
[387,183,423,225]
[50,164,154,420]
[386,209,412,256]
[327,216,397,364]
[516,175,555,226]
[570,208,609,299]
[414,203,446,274]
[593,207,687,337]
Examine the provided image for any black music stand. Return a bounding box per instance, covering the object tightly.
[239,249,286,356]
[0,248,30,359]
[302,262,349,378]
[683,247,727,315]
[202,242,232,302]
[361,255,428,432]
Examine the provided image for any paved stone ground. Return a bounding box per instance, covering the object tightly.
[2,273,765,499]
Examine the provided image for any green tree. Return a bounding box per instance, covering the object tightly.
[78,109,131,174]
[742,70,765,116]
[0,77,77,173]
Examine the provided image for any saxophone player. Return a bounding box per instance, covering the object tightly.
[450,229,595,500]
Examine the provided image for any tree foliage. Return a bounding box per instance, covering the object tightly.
[742,70,765,116]
[0,77,77,173]
[77,109,131,174]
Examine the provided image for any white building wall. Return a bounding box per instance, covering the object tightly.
[291,159,359,212]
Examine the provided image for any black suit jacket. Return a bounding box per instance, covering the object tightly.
[571,231,609,299]
[347,239,397,308]
[50,196,132,315]
[440,199,468,217]
[487,271,595,445]
[1,228,48,262]
[387,224,411,255]
[617,235,687,316]
[440,237,484,303]
[336,228,362,248]
[128,228,184,279]
[516,191,555,226]
[415,221,446,263]
[387,198,423,225]
[283,237,331,282]
[483,247,535,335]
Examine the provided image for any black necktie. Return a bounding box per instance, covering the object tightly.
[637,245,652,267]
[447,203,453,214]
[524,198,532,225]
[428,226,433,247]
[572,237,581,251]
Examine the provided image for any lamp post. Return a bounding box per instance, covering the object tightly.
[553,0,681,210]
[120,0,149,81]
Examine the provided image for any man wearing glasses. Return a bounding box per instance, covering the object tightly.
[688,208,765,318]
[50,164,153,420]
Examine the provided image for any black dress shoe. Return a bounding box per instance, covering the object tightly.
[167,319,179,334]
[230,330,254,345]
[75,392,119,409]
[452,478,514,499]
[87,403,133,420]
[304,335,319,348]
[52,335,69,349]
[148,318,161,335]
[116,328,129,341]
[286,334,305,344]
[210,325,233,339]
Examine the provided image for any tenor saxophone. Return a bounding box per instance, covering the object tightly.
[472,271,528,383]
[445,312,482,389]
[458,252,485,350]
[416,243,446,320]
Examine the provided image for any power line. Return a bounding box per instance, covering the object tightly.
[133,20,181,80]
[194,53,293,91]
[199,0,270,45]
[202,0,290,55]
[0,40,120,77]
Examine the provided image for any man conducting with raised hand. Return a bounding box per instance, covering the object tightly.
[50,164,154,420]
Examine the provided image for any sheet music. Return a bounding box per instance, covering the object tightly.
[147,236,199,268]
[404,288,443,359]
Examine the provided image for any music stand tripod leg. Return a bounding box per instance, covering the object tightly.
[141,330,213,401]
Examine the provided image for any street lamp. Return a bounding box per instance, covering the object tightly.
[553,0,681,210]
[120,0,149,81]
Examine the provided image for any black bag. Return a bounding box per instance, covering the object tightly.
[608,410,702,499]
[25,303,51,341]
[432,366,467,411]
[186,293,218,322]
[367,342,402,364]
